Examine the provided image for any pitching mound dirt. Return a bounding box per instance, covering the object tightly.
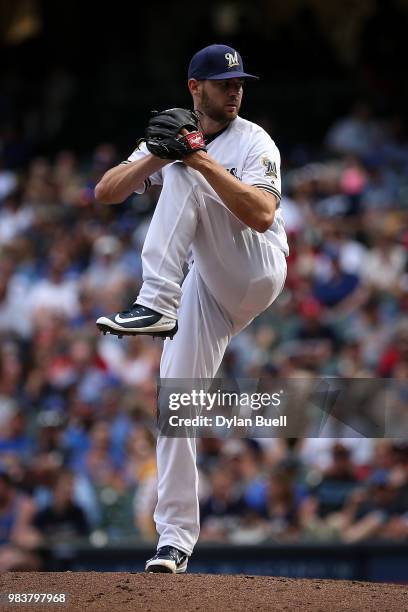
[0,572,407,611]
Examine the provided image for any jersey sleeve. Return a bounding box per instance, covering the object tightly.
[241,129,281,202]
[120,141,163,194]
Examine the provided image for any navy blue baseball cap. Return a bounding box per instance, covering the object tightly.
[188,44,259,81]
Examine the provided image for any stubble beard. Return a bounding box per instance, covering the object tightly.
[199,89,239,124]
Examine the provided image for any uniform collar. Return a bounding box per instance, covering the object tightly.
[204,123,231,145]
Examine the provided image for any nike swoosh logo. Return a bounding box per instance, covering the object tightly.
[114,314,156,324]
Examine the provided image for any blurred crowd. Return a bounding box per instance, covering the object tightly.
[0,102,408,570]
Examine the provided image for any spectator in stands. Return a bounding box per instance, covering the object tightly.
[81,234,130,299]
[114,336,159,388]
[378,319,408,377]
[340,472,405,542]
[313,252,360,309]
[28,246,79,320]
[310,443,358,518]
[0,399,33,460]
[293,297,338,371]
[35,409,66,456]
[70,288,102,333]
[0,468,41,571]
[0,189,33,246]
[200,467,248,542]
[0,342,25,400]
[52,151,81,205]
[127,426,158,540]
[34,470,88,544]
[362,231,406,294]
[325,102,383,157]
[83,421,117,483]
[345,295,393,371]
[262,467,301,541]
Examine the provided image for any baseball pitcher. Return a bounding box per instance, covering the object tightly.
[95,44,289,572]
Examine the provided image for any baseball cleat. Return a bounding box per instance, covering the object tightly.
[145,546,188,574]
[96,304,178,339]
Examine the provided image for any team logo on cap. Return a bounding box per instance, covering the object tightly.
[225,51,240,68]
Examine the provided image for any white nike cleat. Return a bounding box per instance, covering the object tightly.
[96,304,178,339]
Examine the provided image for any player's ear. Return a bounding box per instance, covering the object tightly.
[188,78,201,97]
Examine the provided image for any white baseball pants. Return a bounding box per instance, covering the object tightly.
[137,162,287,555]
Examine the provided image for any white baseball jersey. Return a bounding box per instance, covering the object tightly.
[123,116,289,256]
[122,115,289,556]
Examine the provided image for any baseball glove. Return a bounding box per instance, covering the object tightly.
[145,108,207,160]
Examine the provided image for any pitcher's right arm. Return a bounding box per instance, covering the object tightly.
[95,153,169,204]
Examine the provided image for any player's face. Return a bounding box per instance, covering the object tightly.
[199,78,244,123]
